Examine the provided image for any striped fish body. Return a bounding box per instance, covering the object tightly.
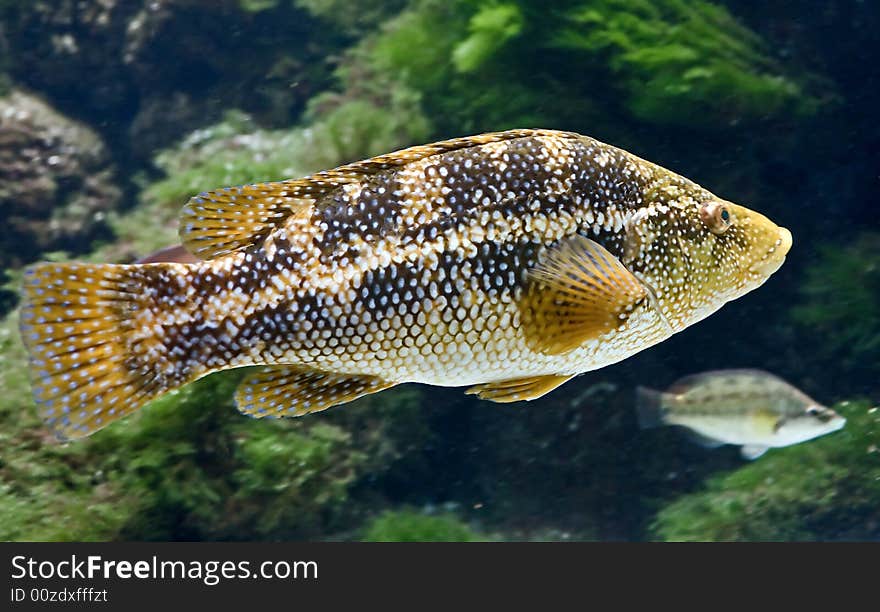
[20,130,791,438]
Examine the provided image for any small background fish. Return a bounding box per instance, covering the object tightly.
[637,369,846,459]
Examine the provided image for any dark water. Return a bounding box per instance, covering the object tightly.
[0,1,878,541]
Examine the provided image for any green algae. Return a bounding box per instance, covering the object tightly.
[1,299,429,540]
[361,509,485,542]
[353,0,823,136]
[144,98,428,214]
[452,3,523,73]
[553,0,816,125]
[239,0,283,12]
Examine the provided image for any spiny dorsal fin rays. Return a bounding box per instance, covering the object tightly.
[340,128,578,174]
[234,365,396,418]
[523,233,648,355]
[179,129,581,260]
[179,186,313,261]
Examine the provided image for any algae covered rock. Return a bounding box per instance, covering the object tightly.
[1,0,336,159]
[0,299,432,541]
[0,90,121,269]
[353,0,825,136]
[144,99,428,213]
[552,0,821,126]
[361,509,484,542]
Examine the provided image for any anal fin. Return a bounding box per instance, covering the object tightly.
[465,374,573,403]
[235,366,395,418]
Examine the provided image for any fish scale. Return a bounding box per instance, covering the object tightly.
[19,129,791,439]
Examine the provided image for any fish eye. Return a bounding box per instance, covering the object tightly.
[699,202,732,235]
[807,406,832,422]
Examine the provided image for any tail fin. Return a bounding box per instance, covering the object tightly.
[635,386,667,429]
[19,262,192,440]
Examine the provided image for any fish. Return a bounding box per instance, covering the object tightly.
[636,369,846,459]
[18,128,792,440]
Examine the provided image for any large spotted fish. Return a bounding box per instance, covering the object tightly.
[19,129,791,439]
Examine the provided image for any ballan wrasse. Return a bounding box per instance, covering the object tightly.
[20,129,792,439]
[637,369,845,460]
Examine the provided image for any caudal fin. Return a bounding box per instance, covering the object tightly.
[635,386,667,429]
[19,262,192,440]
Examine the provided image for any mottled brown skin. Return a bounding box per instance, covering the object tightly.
[20,129,791,439]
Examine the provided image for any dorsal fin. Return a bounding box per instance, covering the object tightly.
[179,129,578,260]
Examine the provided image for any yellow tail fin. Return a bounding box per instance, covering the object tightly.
[19,262,190,440]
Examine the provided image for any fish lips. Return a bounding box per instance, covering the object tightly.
[748,226,792,276]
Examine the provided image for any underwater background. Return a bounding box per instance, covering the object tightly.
[0,0,877,542]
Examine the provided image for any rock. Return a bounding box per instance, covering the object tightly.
[0,90,122,269]
[2,0,334,162]
[2,1,141,119]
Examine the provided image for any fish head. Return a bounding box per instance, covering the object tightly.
[774,403,846,446]
[623,188,792,331]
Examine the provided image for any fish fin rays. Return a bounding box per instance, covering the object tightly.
[180,129,576,260]
[465,374,574,403]
[740,444,769,460]
[20,262,188,440]
[523,233,648,355]
[179,183,315,260]
[234,366,396,417]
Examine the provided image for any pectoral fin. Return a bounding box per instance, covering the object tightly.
[740,444,769,460]
[235,366,396,418]
[465,374,574,403]
[523,234,648,355]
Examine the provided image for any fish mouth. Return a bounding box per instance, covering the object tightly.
[748,227,792,276]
